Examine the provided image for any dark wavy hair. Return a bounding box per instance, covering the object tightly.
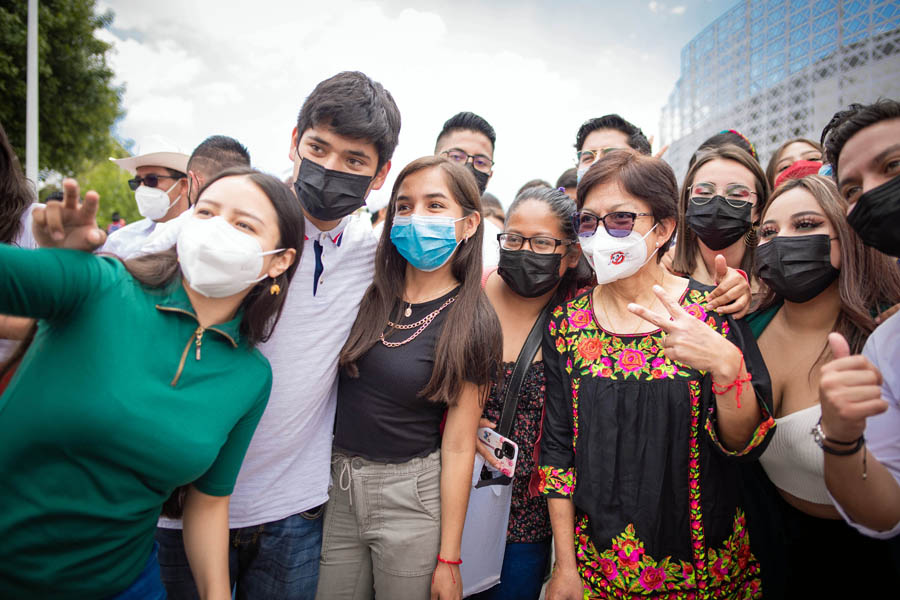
[340,156,502,406]
[506,186,594,299]
[821,99,900,179]
[0,121,35,244]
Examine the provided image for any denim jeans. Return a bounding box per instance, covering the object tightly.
[107,542,166,600]
[468,540,551,600]
[156,508,324,600]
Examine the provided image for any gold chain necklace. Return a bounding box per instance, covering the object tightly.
[401,283,459,317]
[380,296,457,348]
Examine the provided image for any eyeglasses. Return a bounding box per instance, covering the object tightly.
[573,211,653,238]
[576,147,625,167]
[441,149,494,173]
[498,232,572,254]
[127,173,185,191]
[689,182,757,208]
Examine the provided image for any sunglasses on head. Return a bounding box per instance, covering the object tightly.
[127,173,185,191]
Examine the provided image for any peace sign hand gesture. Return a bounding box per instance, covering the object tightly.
[627,284,743,382]
[32,178,107,251]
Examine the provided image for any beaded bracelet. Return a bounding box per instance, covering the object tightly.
[711,354,753,408]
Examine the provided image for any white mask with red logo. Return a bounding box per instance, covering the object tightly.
[580,224,658,284]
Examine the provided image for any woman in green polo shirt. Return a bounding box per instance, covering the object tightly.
[0,168,302,599]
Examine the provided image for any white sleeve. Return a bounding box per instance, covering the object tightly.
[828,314,900,538]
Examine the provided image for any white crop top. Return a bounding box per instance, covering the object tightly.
[759,404,833,506]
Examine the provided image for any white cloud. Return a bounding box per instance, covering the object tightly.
[97,0,680,206]
[649,1,662,13]
[671,5,687,15]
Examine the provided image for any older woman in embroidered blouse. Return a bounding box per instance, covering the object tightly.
[539,150,776,600]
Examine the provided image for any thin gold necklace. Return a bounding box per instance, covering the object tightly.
[381,296,457,347]
[402,282,458,317]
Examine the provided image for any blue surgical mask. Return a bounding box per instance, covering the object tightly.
[390,214,466,271]
[576,165,589,185]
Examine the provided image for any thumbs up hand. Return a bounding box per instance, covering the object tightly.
[705,255,752,318]
[819,333,888,442]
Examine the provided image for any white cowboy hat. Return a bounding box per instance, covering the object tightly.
[110,135,190,175]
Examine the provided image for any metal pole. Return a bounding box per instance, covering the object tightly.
[26,0,38,188]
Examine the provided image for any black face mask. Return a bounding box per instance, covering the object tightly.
[293,158,372,222]
[497,249,563,298]
[847,175,900,257]
[685,196,753,251]
[755,234,839,303]
[467,164,490,195]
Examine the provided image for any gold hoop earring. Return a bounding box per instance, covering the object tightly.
[744,227,758,247]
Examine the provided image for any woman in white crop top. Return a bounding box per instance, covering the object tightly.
[752,175,900,594]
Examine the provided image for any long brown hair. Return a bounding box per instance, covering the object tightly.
[757,175,900,355]
[671,144,770,278]
[764,137,823,188]
[339,156,502,406]
[0,121,35,244]
[126,168,304,347]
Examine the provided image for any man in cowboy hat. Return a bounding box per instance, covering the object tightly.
[100,135,190,258]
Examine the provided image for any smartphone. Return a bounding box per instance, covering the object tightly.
[477,427,519,478]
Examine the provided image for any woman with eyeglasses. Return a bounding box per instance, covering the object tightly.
[670,145,770,316]
[750,175,900,594]
[541,151,775,600]
[0,168,302,599]
[469,186,592,600]
[319,156,502,600]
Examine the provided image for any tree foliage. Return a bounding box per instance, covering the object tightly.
[0,0,123,175]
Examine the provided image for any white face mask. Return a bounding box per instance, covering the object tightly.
[135,179,182,221]
[580,223,659,284]
[176,216,283,298]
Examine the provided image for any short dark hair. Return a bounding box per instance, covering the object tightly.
[296,71,401,171]
[187,135,251,178]
[821,99,900,178]
[480,192,504,220]
[576,150,677,262]
[435,112,496,153]
[516,179,552,198]
[575,114,651,155]
[556,167,578,189]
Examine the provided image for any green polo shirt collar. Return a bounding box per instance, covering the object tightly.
[154,278,243,348]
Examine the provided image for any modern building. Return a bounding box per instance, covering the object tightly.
[659,0,900,180]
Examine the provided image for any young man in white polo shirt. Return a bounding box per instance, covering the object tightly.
[156,71,401,600]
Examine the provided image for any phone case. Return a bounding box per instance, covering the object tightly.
[477,427,519,478]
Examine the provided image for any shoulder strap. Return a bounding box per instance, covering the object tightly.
[497,303,551,438]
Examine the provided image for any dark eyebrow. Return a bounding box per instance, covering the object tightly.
[308,135,332,148]
[872,143,900,165]
[346,148,372,161]
[790,210,824,219]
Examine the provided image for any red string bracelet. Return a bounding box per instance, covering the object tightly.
[711,354,752,408]
[434,554,463,584]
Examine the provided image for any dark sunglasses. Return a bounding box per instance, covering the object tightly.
[127,173,185,191]
[572,211,653,238]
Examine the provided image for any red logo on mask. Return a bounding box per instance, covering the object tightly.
[610,251,626,265]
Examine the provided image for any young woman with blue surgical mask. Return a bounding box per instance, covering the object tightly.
[320,156,502,600]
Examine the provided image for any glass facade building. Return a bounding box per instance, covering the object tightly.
[659,0,900,179]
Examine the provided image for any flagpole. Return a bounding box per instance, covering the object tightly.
[26,0,38,189]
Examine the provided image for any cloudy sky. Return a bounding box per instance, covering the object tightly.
[98,0,737,210]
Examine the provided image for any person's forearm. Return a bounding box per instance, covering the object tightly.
[0,315,33,341]
[182,486,232,600]
[548,497,577,571]
[825,446,900,533]
[439,445,475,559]
[711,344,762,451]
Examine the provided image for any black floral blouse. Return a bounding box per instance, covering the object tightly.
[483,361,551,544]
[538,280,776,599]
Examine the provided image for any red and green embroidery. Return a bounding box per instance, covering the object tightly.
[574,511,762,599]
[705,402,776,457]
[538,466,575,496]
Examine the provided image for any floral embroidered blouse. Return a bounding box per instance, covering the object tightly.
[538,280,776,599]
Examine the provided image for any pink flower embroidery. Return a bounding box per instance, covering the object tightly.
[617,348,646,372]
[598,558,618,580]
[684,303,706,321]
[639,566,666,591]
[568,309,592,329]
